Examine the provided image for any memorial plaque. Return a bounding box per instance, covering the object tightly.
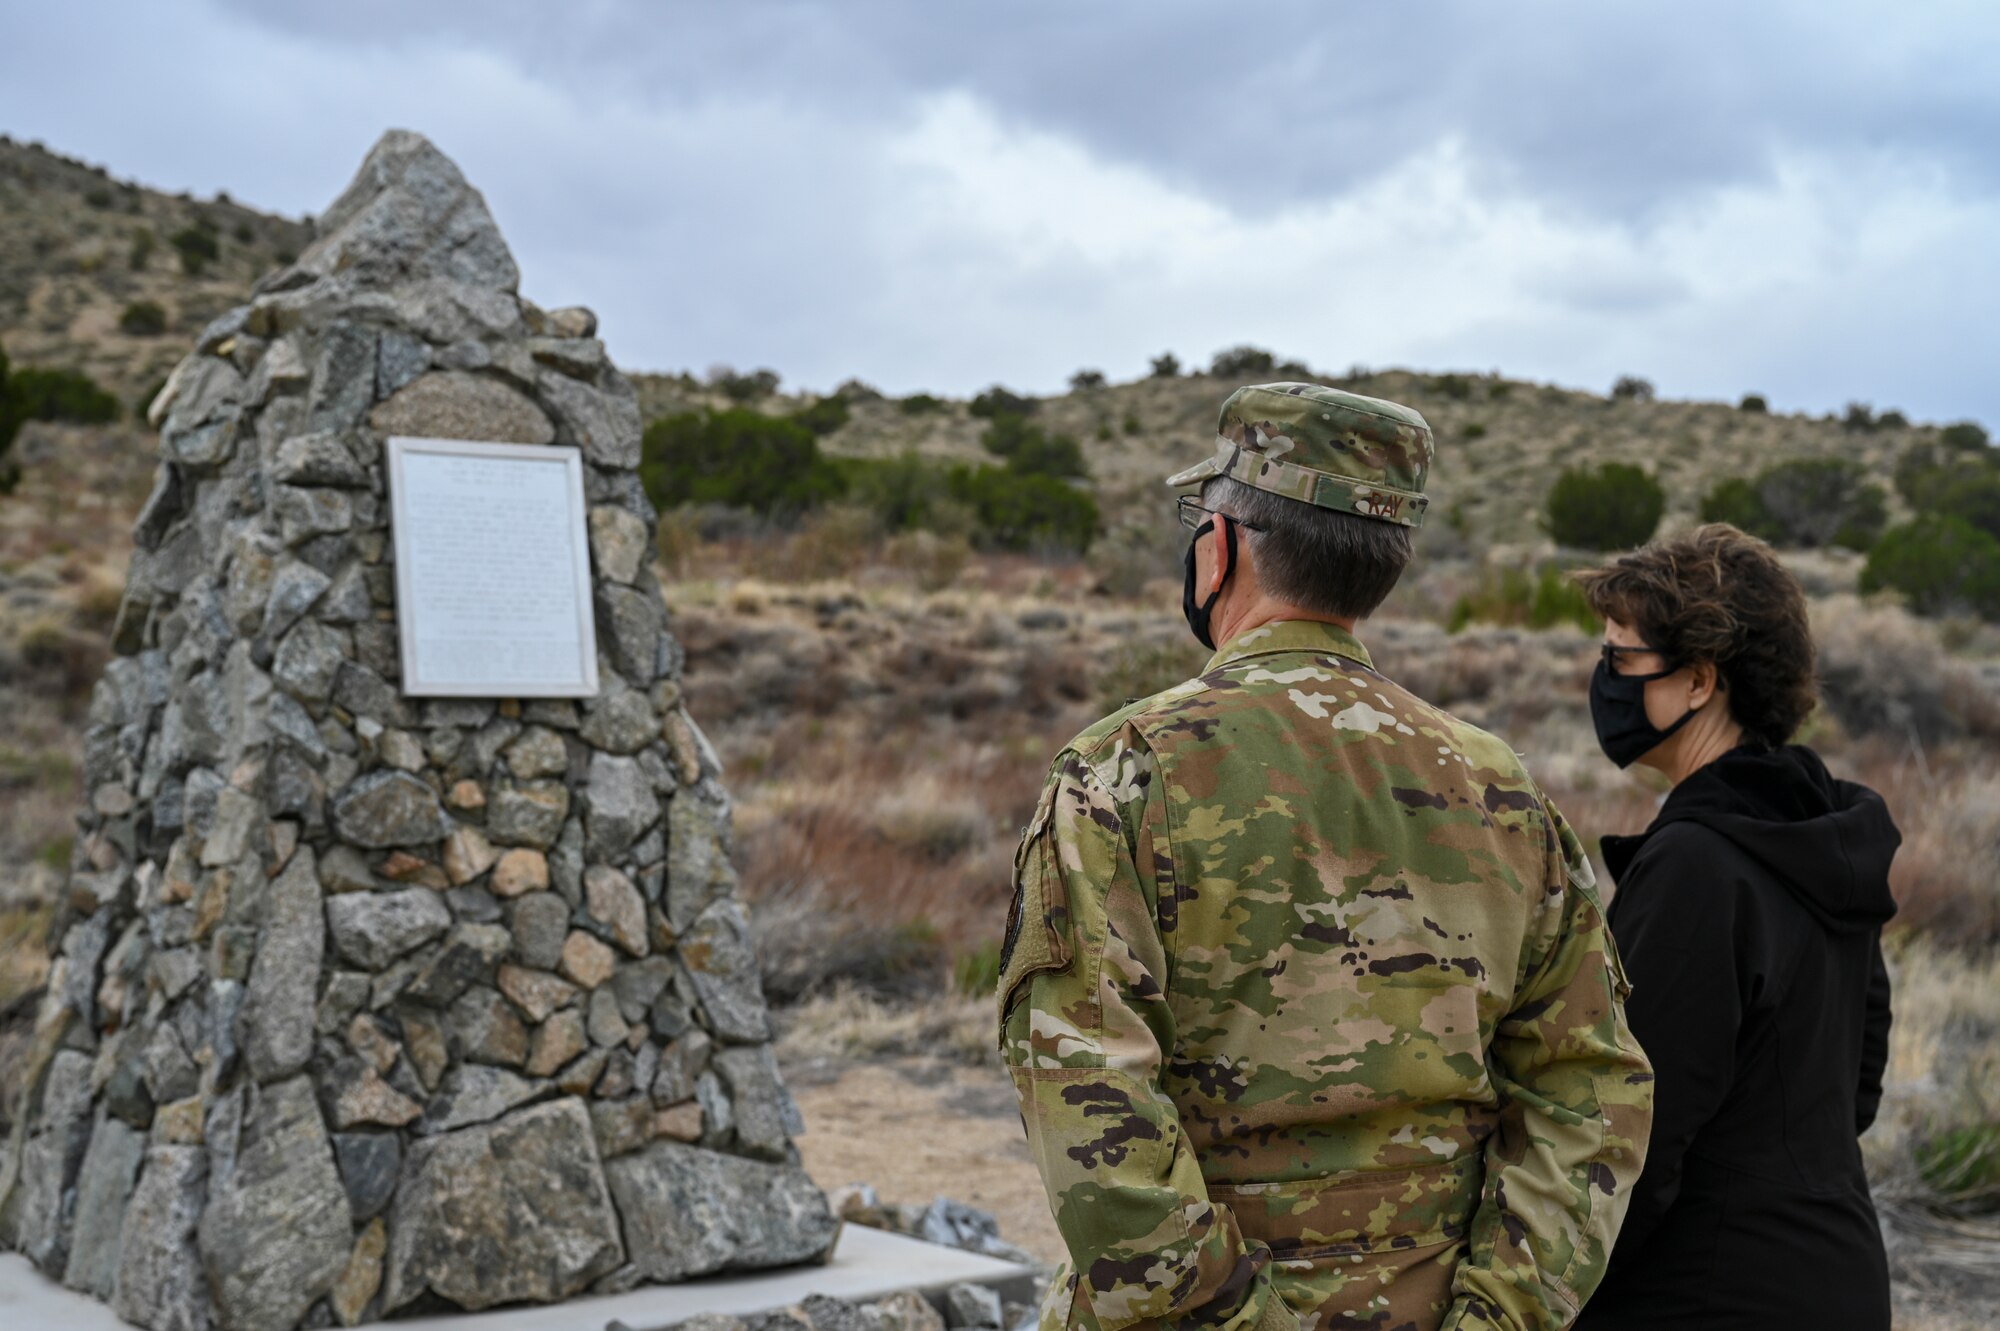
[387,435,600,697]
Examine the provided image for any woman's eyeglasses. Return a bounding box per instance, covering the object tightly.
[1601,642,1675,675]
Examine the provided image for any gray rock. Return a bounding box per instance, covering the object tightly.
[271,432,370,488]
[385,1098,621,1313]
[668,785,736,932]
[603,1142,837,1282]
[244,848,323,1082]
[11,1051,96,1273]
[275,485,354,546]
[944,1283,1004,1331]
[510,891,570,970]
[714,1045,804,1161]
[327,889,452,970]
[447,985,528,1067]
[113,1145,210,1331]
[316,562,371,625]
[596,583,664,681]
[287,129,522,296]
[305,322,380,432]
[579,680,657,754]
[265,560,332,644]
[368,371,554,445]
[61,1115,146,1298]
[539,369,641,467]
[414,1064,548,1136]
[503,726,568,780]
[317,844,376,894]
[402,922,511,1007]
[584,864,648,957]
[677,900,771,1043]
[332,770,453,848]
[330,660,415,728]
[331,1132,401,1222]
[585,753,660,861]
[198,1075,353,1331]
[376,329,431,398]
[487,781,569,849]
[587,504,649,585]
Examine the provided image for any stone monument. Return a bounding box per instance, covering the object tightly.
[0,130,835,1330]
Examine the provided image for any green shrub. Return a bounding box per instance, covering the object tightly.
[789,394,850,437]
[1610,375,1655,402]
[1209,345,1277,378]
[1448,565,1598,634]
[129,227,156,271]
[232,220,254,244]
[1122,413,1141,437]
[1739,393,1768,413]
[1069,369,1105,392]
[1149,352,1180,378]
[838,452,954,532]
[897,392,945,415]
[1861,518,2000,619]
[170,224,219,276]
[1094,422,1112,442]
[1755,458,1888,550]
[119,300,168,336]
[1876,409,1909,430]
[981,412,1086,480]
[946,464,1098,553]
[1461,421,1487,440]
[84,185,114,210]
[1545,462,1664,550]
[1432,373,1474,401]
[1699,476,1774,535]
[1843,401,1877,432]
[711,367,780,402]
[1934,473,2000,543]
[638,408,842,517]
[969,385,1037,419]
[1941,421,1991,453]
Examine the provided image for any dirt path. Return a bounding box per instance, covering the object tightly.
[788,1057,1064,1265]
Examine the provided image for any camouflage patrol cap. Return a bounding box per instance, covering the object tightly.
[1165,381,1435,527]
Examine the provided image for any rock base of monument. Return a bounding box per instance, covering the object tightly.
[0,1227,1039,1331]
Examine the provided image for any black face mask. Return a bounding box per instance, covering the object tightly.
[1589,658,1700,769]
[1181,518,1237,650]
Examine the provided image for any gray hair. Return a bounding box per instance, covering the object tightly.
[1203,477,1414,619]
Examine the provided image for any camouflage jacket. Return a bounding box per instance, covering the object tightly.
[999,620,1653,1331]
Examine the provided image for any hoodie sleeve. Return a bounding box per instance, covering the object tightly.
[1602,824,1748,1268]
[1856,937,1891,1134]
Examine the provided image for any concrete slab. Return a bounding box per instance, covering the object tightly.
[0,1226,1041,1331]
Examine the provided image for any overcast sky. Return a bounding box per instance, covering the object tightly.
[4,2,1998,424]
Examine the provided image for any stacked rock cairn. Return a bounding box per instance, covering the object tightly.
[0,130,836,1331]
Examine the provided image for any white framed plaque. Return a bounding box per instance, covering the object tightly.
[386,436,600,698]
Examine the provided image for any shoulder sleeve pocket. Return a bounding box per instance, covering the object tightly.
[997,786,1073,1031]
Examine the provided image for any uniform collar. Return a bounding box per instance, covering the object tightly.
[1203,618,1373,674]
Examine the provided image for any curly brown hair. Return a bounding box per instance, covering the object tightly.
[1572,523,1817,749]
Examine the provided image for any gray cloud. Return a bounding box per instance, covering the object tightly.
[3,1,1998,424]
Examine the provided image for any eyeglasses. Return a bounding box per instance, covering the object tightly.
[1601,642,1676,676]
[1176,496,1266,533]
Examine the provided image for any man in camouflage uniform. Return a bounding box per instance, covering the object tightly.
[999,383,1653,1331]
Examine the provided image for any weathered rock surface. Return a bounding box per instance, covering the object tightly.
[243,848,322,1081]
[604,1142,837,1282]
[326,889,452,969]
[384,1099,623,1311]
[199,1076,353,1331]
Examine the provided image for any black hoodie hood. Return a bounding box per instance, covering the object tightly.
[1601,745,1900,934]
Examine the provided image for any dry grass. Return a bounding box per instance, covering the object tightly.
[774,985,990,1066]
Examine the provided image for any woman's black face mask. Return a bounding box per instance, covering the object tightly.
[1181,518,1237,650]
[1589,645,1699,768]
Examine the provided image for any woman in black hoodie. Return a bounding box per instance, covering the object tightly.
[1571,524,1898,1330]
